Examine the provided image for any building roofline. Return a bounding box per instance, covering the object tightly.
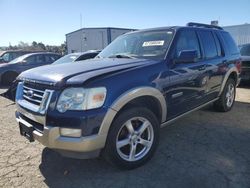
[223,23,250,28]
[66,27,136,36]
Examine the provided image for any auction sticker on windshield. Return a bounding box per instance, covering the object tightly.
[142,40,165,47]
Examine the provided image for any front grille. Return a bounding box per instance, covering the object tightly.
[23,84,45,106]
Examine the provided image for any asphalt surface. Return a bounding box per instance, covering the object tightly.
[0,85,249,188]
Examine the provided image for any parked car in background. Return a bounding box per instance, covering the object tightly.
[0,52,61,85]
[0,50,39,64]
[239,43,250,81]
[52,50,101,65]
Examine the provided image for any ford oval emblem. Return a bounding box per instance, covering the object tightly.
[26,90,34,98]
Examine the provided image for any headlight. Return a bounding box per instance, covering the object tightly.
[56,87,106,113]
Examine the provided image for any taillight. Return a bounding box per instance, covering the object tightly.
[235,60,242,73]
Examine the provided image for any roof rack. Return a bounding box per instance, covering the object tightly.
[186,22,223,30]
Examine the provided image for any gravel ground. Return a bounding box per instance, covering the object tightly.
[0,85,249,188]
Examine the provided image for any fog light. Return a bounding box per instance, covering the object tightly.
[60,128,82,138]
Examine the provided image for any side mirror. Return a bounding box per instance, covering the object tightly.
[175,50,198,63]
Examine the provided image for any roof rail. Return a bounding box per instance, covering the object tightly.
[186,22,223,30]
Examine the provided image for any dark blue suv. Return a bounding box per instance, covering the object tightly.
[15,23,241,169]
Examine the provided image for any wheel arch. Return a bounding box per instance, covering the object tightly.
[218,67,239,96]
[98,87,167,137]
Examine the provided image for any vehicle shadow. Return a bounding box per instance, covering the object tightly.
[39,101,250,188]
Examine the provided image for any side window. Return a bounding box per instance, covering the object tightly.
[9,53,16,61]
[36,55,45,64]
[175,30,201,59]
[2,53,10,62]
[213,33,223,56]
[26,55,45,64]
[25,56,36,64]
[54,55,61,61]
[198,31,218,59]
[221,32,239,55]
[45,55,54,63]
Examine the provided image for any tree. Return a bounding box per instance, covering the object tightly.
[4,41,67,54]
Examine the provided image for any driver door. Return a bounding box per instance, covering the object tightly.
[166,29,208,120]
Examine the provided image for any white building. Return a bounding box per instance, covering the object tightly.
[66,27,135,53]
[223,24,250,45]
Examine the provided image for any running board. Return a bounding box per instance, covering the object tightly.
[160,98,219,128]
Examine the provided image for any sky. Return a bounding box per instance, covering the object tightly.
[0,0,249,46]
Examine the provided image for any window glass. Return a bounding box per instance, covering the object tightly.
[98,30,174,60]
[221,32,239,55]
[45,55,54,63]
[240,45,250,56]
[199,31,218,59]
[25,56,36,64]
[175,30,201,59]
[52,54,78,65]
[36,55,45,64]
[2,53,10,62]
[213,33,223,56]
[25,55,45,64]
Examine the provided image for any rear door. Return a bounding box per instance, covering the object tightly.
[166,29,208,119]
[197,30,225,101]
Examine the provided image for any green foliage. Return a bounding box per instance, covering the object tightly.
[2,41,67,55]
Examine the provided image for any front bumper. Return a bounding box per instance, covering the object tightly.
[16,112,106,158]
[14,81,118,159]
[16,111,107,157]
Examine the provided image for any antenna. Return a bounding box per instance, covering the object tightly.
[80,13,83,52]
[80,13,82,29]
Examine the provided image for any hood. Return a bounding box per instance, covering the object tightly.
[18,58,158,87]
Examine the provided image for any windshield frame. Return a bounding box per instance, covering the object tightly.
[98,29,176,61]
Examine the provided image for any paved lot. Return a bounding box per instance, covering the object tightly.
[0,85,249,188]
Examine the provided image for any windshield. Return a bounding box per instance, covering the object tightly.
[98,30,174,60]
[53,54,80,65]
[240,45,250,56]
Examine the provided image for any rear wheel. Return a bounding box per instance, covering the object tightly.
[214,78,236,112]
[103,107,159,170]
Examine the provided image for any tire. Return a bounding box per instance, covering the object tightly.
[2,72,18,86]
[103,107,160,170]
[214,78,236,112]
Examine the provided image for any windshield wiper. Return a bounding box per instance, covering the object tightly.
[108,54,136,59]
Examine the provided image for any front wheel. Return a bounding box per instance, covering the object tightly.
[103,107,160,170]
[214,78,236,112]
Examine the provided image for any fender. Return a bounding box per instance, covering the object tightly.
[218,67,239,96]
[98,87,167,137]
